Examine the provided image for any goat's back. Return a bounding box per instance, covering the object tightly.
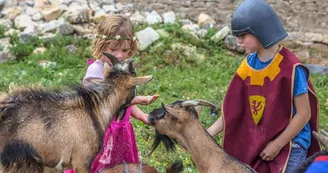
[0,89,102,170]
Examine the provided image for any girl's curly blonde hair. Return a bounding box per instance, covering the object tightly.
[92,15,137,59]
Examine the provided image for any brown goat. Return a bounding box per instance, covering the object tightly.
[99,160,183,173]
[148,100,256,173]
[0,52,153,173]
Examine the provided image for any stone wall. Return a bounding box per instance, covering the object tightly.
[117,0,328,38]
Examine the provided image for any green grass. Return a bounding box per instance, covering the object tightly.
[0,23,327,172]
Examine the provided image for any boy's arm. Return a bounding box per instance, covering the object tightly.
[207,116,224,136]
[260,93,311,161]
[274,92,311,147]
[130,105,149,124]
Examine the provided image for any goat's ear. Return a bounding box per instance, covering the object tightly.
[162,103,180,119]
[313,131,328,149]
[103,62,111,78]
[129,75,153,86]
[194,106,202,118]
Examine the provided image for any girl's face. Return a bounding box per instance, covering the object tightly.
[103,40,132,62]
[237,33,263,54]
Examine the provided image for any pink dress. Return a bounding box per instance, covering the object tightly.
[64,59,139,173]
[91,107,139,172]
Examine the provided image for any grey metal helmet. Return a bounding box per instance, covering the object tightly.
[231,0,288,48]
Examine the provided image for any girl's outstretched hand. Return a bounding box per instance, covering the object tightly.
[131,94,159,105]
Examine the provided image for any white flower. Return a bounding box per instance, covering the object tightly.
[133,36,137,41]
[115,35,121,40]
[102,35,107,39]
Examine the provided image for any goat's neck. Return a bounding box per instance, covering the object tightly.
[179,120,226,172]
[94,85,128,131]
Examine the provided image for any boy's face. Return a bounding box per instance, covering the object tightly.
[103,41,132,62]
[237,33,263,54]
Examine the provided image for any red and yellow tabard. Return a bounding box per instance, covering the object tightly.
[222,47,320,173]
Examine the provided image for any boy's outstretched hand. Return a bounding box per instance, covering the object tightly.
[259,141,283,161]
[131,94,159,105]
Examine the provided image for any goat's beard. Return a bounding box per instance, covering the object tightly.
[149,130,178,155]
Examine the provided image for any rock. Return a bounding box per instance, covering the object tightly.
[0,38,16,62]
[0,19,13,30]
[71,24,92,35]
[323,34,328,44]
[171,43,205,63]
[304,64,328,75]
[103,5,119,13]
[0,0,5,12]
[88,0,100,11]
[14,14,33,30]
[39,33,56,40]
[303,32,323,42]
[40,4,62,22]
[162,11,175,24]
[130,12,146,25]
[135,27,160,51]
[23,23,38,34]
[64,6,90,24]
[39,19,65,33]
[181,24,199,33]
[82,33,95,40]
[37,60,57,70]
[34,0,51,11]
[49,0,64,4]
[179,19,193,25]
[197,13,216,28]
[63,0,74,5]
[196,29,208,38]
[6,7,22,20]
[0,37,11,49]
[33,47,47,54]
[211,26,231,43]
[57,23,74,35]
[25,6,38,16]
[5,29,20,36]
[20,32,37,43]
[25,0,35,7]
[32,12,43,21]
[202,23,214,30]
[92,9,107,23]
[0,51,16,62]
[65,44,78,54]
[224,35,245,53]
[146,10,162,25]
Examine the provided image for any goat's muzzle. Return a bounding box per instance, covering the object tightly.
[147,107,166,126]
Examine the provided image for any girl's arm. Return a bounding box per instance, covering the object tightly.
[130,105,149,124]
[131,95,159,105]
[207,116,224,136]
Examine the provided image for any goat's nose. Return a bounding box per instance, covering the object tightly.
[147,116,155,126]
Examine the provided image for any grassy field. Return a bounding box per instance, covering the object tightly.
[0,23,327,172]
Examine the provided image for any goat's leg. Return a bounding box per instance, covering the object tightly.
[71,153,92,173]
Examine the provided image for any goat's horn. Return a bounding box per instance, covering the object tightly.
[181,100,219,112]
[122,58,135,72]
[138,160,143,173]
[313,130,328,149]
[102,52,122,66]
[123,161,130,173]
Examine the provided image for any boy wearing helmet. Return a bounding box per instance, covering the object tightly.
[207,0,321,172]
